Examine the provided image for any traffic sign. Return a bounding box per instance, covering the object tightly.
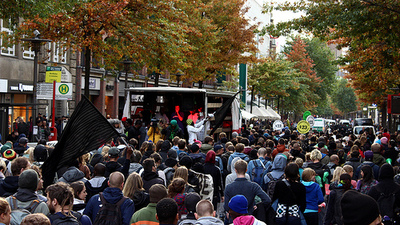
[306,115,315,127]
[303,111,311,120]
[45,66,62,83]
[37,82,72,100]
[273,120,284,131]
[297,120,310,134]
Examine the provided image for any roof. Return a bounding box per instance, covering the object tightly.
[127,87,236,97]
[128,87,207,93]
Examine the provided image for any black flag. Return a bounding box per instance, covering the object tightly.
[210,92,239,135]
[42,95,120,187]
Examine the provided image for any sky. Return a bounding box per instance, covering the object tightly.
[269,0,304,52]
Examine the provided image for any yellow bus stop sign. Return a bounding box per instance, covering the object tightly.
[297,120,311,134]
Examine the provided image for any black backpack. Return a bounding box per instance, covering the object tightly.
[93,192,127,225]
[265,173,285,198]
[48,212,82,225]
[376,186,400,224]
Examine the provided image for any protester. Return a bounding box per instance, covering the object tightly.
[177,192,201,225]
[122,172,149,211]
[0,157,31,197]
[227,195,266,225]
[195,199,224,225]
[84,172,135,225]
[156,198,179,225]
[46,182,91,225]
[130,184,168,225]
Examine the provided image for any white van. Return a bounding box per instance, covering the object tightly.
[313,118,325,133]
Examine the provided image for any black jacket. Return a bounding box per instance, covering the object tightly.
[0,176,19,197]
[142,171,164,192]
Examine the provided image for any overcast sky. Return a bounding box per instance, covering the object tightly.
[269,0,303,52]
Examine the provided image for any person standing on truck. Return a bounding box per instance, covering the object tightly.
[171,105,185,133]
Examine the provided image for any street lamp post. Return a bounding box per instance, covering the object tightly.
[172,71,184,87]
[21,30,51,139]
[120,59,134,101]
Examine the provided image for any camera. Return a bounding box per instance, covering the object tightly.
[150,118,159,127]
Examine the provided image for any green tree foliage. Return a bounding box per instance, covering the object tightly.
[332,78,357,114]
[262,0,400,105]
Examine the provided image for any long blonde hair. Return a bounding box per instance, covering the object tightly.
[173,166,188,183]
[123,173,144,200]
[331,167,345,183]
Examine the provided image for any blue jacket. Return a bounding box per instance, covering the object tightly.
[228,152,250,172]
[83,187,135,225]
[301,181,324,212]
[224,177,271,214]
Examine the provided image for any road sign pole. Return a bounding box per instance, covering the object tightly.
[52,80,56,129]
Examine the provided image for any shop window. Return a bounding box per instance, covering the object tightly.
[0,19,16,56]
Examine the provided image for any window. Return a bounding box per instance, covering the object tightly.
[22,40,35,59]
[52,42,67,63]
[0,19,16,56]
[47,42,67,63]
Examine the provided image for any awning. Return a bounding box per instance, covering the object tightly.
[258,107,274,119]
[251,106,270,119]
[241,110,257,120]
[266,106,281,120]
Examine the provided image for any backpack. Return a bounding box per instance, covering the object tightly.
[93,192,127,225]
[251,159,268,186]
[8,196,40,225]
[265,173,285,198]
[48,212,82,225]
[375,186,400,224]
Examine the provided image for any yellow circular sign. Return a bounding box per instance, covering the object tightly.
[297,120,311,134]
[58,84,69,95]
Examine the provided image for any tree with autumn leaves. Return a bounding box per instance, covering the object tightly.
[1,0,258,93]
[263,0,400,107]
[249,37,329,117]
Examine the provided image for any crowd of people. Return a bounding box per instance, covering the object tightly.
[0,117,399,225]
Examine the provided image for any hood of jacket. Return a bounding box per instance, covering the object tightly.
[60,167,85,183]
[133,190,149,206]
[233,215,255,225]
[301,181,320,194]
[189,153,204,160]
[200,144,213,151]
[103,187,124,204]
[142,171,159,181]
[106,161,122,172]
[196,216,224,225]
[271,154,287,171]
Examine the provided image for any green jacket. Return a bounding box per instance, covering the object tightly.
[130,203,158,225]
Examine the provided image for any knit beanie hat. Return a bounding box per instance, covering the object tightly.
[18,169,39,191]
[229,195,248,214]
[3,149,16,160]
[205,150,216,164]
[149,184,167,203]
[179,155,193,169]
[364,151,374,161]
[171,120,178,126]
[381,137,388,145]
[167,149,178,159]
[34,144,48,162]
[341,190,379,225]
[185,192,201,213]
[0,143,12,154]
[379,163,394,180]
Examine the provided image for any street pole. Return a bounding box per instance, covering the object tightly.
[21,31,51,141]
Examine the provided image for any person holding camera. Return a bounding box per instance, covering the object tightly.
[147,118,162,143]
